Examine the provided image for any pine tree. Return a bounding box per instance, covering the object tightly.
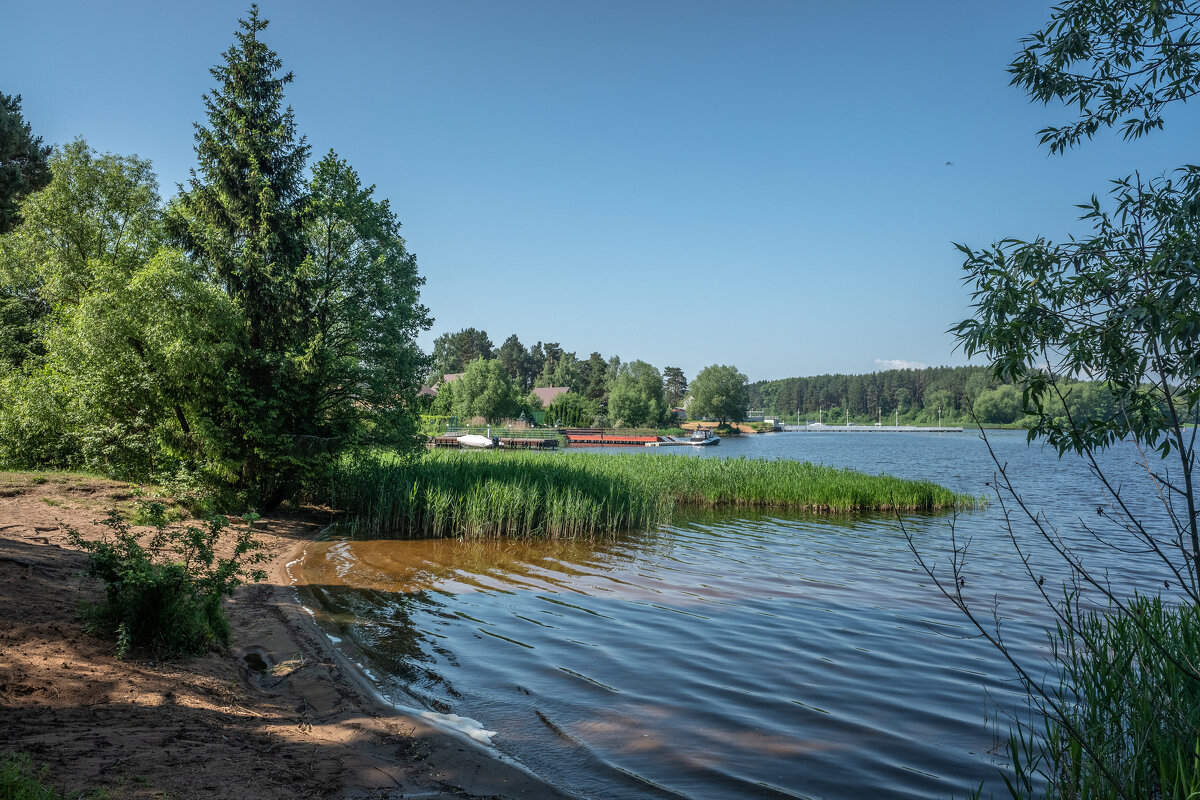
[0,93,52,235]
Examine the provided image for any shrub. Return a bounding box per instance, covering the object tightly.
[68,509,266,658]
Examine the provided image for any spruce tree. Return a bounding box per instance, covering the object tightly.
[171,5,314,508]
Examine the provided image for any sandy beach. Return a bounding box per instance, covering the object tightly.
[0,472,573,800]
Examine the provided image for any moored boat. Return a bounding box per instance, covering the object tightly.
[458,434,497,449]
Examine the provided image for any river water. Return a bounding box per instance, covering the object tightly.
[299,430,1176,799]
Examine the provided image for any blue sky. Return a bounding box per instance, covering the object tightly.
[5,1,1198,381]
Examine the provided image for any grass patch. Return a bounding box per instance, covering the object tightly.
[328,450,980,539]
[0,752,107,799]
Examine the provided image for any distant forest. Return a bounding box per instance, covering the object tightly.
[751,366,989,415]
[750,366,1033,424]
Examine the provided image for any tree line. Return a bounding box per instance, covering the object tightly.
[748,365,1143,426]
[426,327,747,426]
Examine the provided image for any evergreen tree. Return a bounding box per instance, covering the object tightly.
[496,334,532,388]
[663,366,687,407]
[429,327,493,379]
[170,5,313,507]
[0,93,52,235]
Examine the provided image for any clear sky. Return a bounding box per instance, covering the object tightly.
[5,1,1197,382]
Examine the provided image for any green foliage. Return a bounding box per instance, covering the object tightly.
[750,365,995,420]
[1005,596,1200,799]
[0,139,167,377]
[428,327,493,381]
[581,351,611,401]
[329,450,978,540]
[1009,1,1200,153]
[0,94,52,235]
[952,171,1200,472]
[662,366,688,407]
[0,10,429,510]
[69,509,266,658]
[418,415,455,436]
[536,352,582,394]
[451,358,522,423]
[973,384,1024,425]
[689,364,749,423]
[299,151,431,450]
[0,753,60,800]
[0,141,232,480]
[608,360,667,427]
[167,6,313,508]
[496,334,535,389]
[942,7,1200,799]
[545,391,595,428]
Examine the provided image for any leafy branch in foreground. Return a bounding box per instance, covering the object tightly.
[951,170,1200,595]
[940,179,1200,793]
[69,507,267,658]
[918,2,1200,793]
[1010,0,1200,152]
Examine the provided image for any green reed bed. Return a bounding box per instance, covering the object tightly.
[328,450,980,539]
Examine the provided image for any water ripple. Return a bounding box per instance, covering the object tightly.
[302,431,1178,800]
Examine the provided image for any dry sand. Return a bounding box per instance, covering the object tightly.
[0,473,573,799]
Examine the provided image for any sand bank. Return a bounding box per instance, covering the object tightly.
[0,473,573,799]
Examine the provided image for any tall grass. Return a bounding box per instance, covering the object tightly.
[328,450,979,539]
[1004,595,1200,799]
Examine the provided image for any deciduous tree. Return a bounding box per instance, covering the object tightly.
[689,364,748,424]
[452,358,520,424]
[608,360,667,427]
[913,3,1200,796]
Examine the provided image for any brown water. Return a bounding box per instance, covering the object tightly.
[300,431,1172,799]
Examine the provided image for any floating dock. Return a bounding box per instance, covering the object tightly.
[783,425,963,433]
[561,429,663,446]
[645,436,690,447]
[498,437,557,449]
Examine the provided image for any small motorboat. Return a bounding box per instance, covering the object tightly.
[457,434,497,449]
[689,428,720,446]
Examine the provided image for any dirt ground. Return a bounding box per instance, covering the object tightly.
[0,472,572,800]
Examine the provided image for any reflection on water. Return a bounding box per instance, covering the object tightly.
[301,431,1175,800]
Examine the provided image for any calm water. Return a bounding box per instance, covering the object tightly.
[300,430,1174,799]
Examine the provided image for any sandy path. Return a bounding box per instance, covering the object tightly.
[0,473,573,799]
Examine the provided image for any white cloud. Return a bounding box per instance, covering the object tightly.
[875,358,927,371]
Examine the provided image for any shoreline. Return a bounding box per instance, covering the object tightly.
[0,473,574,799]
[284,531,571,793]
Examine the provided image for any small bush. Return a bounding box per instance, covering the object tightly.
[68,509,267,659]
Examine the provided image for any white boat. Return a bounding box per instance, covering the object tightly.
[457,434,496,449]
[689,428,720,446]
